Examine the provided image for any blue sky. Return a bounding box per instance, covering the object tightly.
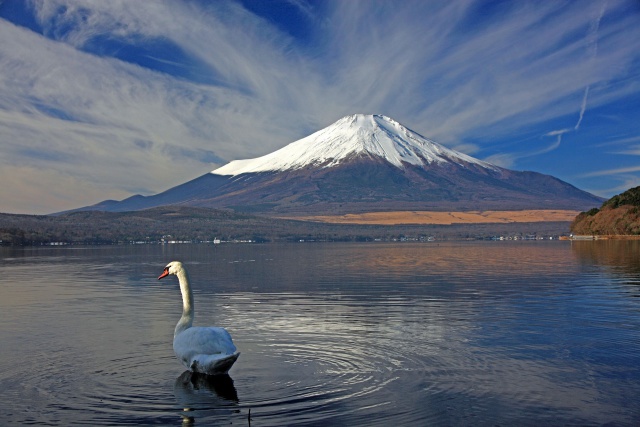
[0,0,638,214]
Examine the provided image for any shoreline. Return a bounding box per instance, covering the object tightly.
[570,235,640,240]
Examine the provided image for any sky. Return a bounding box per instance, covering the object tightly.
[0,0,639,215]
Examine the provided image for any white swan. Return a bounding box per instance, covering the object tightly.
[158,261,239,375]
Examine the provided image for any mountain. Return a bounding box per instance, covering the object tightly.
[75,114,603,215]
[213,114,497,175]
[570,186,640,236]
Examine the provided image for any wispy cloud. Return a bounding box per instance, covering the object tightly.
[545,129,572,137]
[615,146,640,156]
[597,136,640,148]
[583,165,640,178]
[0,0,638,213]
[580,166,640,198]
[579,134,640,196]
[539,0,603,156]
[598,176,640,196]
[483,153,517,169]
[574,86,590,131]
[526,1,604,160]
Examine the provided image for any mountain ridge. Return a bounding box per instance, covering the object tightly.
[67,114,604,215]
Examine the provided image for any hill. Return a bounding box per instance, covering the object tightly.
[570,186,640,236]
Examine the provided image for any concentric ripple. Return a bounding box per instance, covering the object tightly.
[218,291,462,426]
[2,242,640,426]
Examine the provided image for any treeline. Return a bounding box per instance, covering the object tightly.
[1,206,570,246]
[571,186,640,236]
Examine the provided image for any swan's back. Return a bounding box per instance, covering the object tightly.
[174,326,239,375]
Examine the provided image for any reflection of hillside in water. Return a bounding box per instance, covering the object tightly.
[572,240,640,274]
[334,242,577,279]
[197,241,580,296]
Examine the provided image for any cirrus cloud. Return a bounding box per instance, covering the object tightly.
[0,0,638,213]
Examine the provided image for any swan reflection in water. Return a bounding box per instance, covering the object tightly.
[173,371,239,425]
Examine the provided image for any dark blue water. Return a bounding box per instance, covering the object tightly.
[1,241,639,425]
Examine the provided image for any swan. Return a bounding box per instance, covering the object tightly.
[158,261,239,375]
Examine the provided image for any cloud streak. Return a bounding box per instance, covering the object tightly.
[575,86,590,131]
[539,0,604,156]
[0,0,639,213]
[583,165,640,178]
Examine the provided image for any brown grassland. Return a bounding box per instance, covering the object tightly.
[284,209,580,225]
[0,207,575,245]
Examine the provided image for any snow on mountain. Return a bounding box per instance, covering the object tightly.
[212,114,498,176]
[67,113,604,215]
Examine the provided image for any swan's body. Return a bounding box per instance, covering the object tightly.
[158,261,239,375]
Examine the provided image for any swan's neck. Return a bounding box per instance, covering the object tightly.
[175,268,194,337]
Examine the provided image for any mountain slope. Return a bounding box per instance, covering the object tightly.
[71,114,604,215]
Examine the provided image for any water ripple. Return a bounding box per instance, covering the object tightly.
[2,242,640,425]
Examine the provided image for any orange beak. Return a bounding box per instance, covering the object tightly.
[158,268,169,280]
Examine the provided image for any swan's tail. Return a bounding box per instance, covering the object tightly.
[190,352,240,376]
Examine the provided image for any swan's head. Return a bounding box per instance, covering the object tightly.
[158,261,184,280]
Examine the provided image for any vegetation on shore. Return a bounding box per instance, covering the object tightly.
[0,206,569,246]
[571,186,640,236]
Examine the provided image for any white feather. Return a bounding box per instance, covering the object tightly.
[159,261,239,375]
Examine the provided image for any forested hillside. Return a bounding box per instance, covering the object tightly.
[0,206,568,245]
[571,186,640,236]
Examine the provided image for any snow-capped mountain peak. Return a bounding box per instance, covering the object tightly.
[74,115,603,214]
[212,114,497,176]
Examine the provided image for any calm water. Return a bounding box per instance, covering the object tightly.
[1,241,639,426]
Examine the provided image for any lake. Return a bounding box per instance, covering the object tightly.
[1,241,639,426]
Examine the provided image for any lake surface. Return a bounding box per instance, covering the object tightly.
[1,241,639,426]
